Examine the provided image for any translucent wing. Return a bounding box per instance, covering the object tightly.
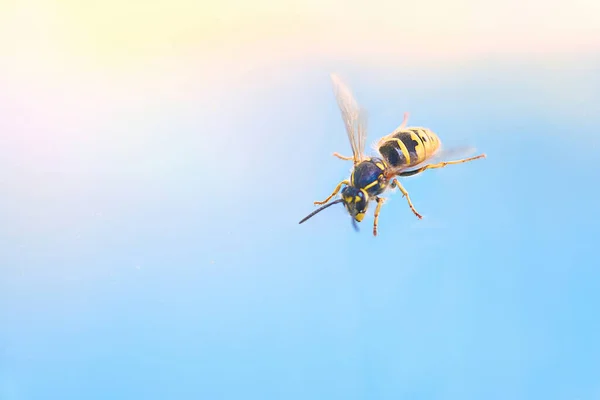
[330,73,368,163]
[387,145,481,177]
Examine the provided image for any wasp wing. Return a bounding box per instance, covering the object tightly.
[386,145,480,177]
[330,73,368,163]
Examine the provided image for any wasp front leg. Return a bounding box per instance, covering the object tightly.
[372,197,386,236]
[314,180,350,205]
[391,178,422,219]
[332,152,354,161]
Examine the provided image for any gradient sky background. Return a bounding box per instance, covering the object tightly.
[2,0,600,399]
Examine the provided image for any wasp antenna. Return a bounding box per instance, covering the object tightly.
[299,199,344,224]
[351,217,359,232]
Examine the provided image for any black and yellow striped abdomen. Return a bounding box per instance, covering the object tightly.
[377,127,441,169]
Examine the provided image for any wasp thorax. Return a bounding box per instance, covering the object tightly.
[341,186,369,222]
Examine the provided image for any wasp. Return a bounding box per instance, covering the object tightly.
[299,73,486,236]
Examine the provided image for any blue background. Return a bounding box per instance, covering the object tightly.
[2,55,600,399]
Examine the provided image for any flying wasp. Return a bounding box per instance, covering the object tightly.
[299,73,486,236]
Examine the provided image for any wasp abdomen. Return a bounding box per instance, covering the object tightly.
[377,127,441,169]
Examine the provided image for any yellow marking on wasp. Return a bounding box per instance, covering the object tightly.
[420,129,440,159]
[372,197,385,236]
[409,130,426,162]
[376,162,385,170]
[394,138,411,166]
[417,130,430,160]
[354,195,361,203]
[376,175,387,191]
[314,180,349,205]
[364,180,379,190]
[355,212,365,222]
[360,188,369,199]
[392,178,422,219]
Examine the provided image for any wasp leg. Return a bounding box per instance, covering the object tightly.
[314,180,350,205]
[372,197,385,236]
[398,154,486,177]
[376,112,411,148]
[391,178,422,219]
[398,112,410,131]
[332,152,354,161]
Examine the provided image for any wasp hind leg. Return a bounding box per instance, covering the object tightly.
[399,154,486,177]
[332,152,354,161]
[375,112,410,148]
[314,180,350,205]
[391,178,422,219]
[398,112,410,131]
[372,197,386,236]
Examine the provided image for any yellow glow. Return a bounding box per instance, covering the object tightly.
[2,0,599,69]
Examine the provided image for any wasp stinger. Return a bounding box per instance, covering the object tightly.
[299,73,486,236]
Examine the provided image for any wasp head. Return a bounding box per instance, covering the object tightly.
[341,186,369,222]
